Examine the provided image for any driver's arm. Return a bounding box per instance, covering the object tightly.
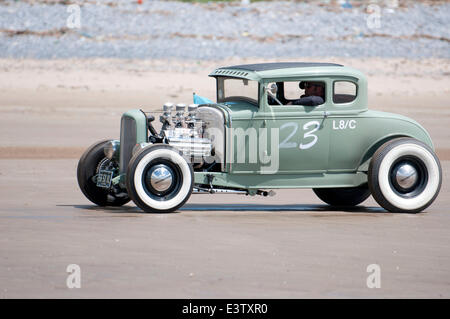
[291,96,324,106]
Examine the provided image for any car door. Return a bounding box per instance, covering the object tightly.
[267,107,330,174]
[264,80,331,174]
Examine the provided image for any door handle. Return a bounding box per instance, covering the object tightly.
[320,111,330,128]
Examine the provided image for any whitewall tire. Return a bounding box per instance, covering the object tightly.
[126,144,194,213]
[368,138,442,213]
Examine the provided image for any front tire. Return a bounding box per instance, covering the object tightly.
[313,185,371,207]
[368,138,442,213]
[126,144,194,213]
[77,140,130,207]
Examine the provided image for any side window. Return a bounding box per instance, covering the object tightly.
[333,81,357,104]
[267,81,326,106]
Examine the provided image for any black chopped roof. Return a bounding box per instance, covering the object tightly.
[219,62,343,72]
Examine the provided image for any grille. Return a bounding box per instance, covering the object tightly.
[119,116,137,174]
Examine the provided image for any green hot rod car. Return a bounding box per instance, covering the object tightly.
[77,62,442,213]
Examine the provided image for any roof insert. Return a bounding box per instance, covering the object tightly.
[218,62,343,72]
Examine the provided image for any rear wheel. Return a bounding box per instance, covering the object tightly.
[368,138,442,213]
[77,140,130,207]
[126,144,194,213]
[313,185,371,207]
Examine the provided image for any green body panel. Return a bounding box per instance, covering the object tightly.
[329,110,433,172]
[117,65,434,191]
[192,107,432,189]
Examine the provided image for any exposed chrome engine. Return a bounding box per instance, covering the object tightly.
[115,103,226,177]
[157,102,218,164]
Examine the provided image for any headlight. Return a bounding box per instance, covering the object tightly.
[104,140,120,160]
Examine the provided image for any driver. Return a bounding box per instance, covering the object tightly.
[287,81,325,106]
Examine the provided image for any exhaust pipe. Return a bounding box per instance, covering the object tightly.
[193,187,276,197]
[257,190,276,197]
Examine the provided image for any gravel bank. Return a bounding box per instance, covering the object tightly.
[1,0,449,59]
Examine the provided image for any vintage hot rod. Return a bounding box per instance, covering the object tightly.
[77,62,442,213]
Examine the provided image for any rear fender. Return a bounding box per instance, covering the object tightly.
[357,134,410,172]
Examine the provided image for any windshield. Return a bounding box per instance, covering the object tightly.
[217,77,259,105]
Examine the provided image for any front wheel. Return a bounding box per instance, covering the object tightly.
[126,144,194,213]
[368,138,442,213]
[312,185,371,207]
[77,140,130,207]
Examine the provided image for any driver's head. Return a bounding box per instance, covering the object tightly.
[304,82,325,98]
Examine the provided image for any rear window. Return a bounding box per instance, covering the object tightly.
[333,81,357,104]
[283,81,303,100]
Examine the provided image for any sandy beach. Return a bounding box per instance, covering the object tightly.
[0,57,449,298]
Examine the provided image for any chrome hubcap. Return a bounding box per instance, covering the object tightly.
[149,165,173,192]
[395,163,418,190]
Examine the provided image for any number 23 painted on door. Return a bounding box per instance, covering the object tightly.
[276,120,329,173]
[279,121,321,150]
